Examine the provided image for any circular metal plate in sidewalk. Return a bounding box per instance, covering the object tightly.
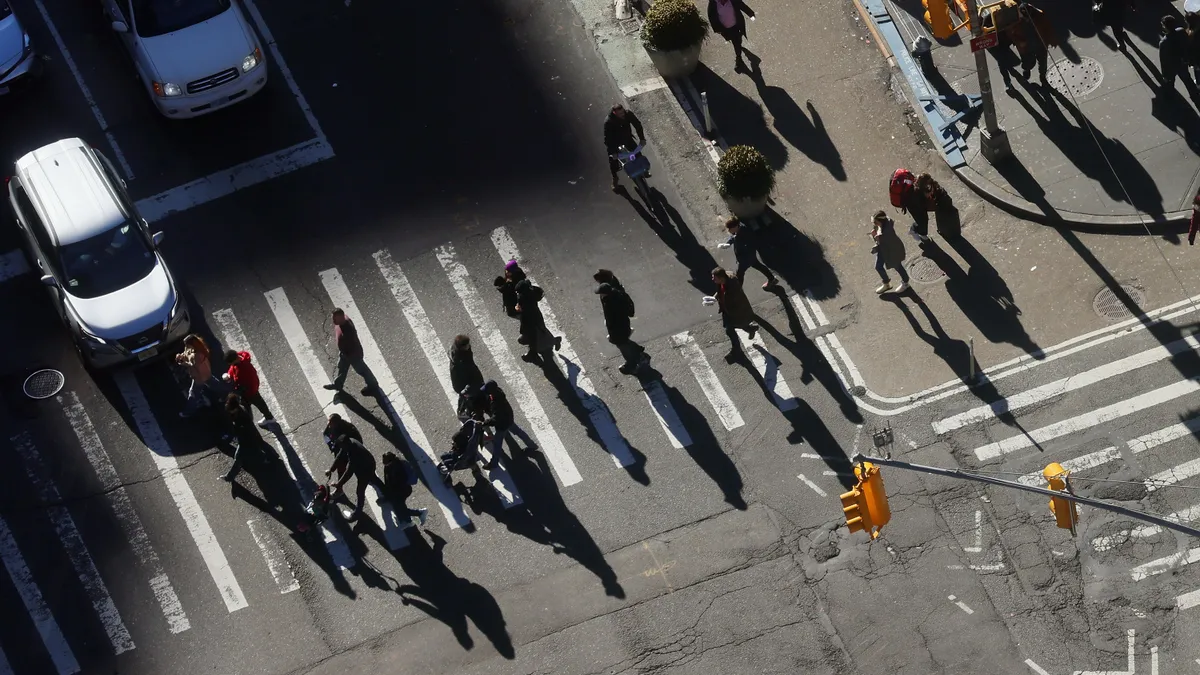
[907,257,948,284]
[1045,57,1104,99]
[23,369,64,400]
[1093,284,1145,321]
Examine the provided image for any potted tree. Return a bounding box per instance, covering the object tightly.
[641,0,708,78]
[717,145,774,218]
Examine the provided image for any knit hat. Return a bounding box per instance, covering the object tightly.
[505,259,520,271]
[595,283,614,294]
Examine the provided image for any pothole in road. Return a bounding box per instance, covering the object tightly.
[1093,284,1145,322]
[907,257,948,284]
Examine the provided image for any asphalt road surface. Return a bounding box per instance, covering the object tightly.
[3,0,1200,672]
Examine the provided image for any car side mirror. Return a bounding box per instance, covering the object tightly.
[111,21,128,33]
[152,231,165,246]
[39,274,57,288]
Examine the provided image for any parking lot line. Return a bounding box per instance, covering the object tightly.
[30,0,134,180]
[240,0,326,141]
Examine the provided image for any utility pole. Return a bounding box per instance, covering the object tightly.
[963,0,1012,163]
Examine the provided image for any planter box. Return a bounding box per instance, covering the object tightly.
[646,42,703,78]
[723,194,769,219]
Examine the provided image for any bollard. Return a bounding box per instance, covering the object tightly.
[615,0,631,20]
[701,92,713,139]
[968,337,975,384]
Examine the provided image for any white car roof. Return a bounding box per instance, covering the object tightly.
[15,138,127,246]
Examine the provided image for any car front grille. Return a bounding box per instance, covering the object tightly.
[117,324,164,353]
[187,67,238,94]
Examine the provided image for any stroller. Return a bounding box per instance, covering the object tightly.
[437,417,491,486]
[298,484,335,540]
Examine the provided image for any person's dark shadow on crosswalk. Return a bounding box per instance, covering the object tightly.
[760,295,862,423]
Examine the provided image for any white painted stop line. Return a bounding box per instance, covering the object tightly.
[0,515,79,674]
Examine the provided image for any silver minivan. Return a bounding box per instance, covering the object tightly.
[0,0,41,95]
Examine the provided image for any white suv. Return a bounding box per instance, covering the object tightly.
[7,138,190,368]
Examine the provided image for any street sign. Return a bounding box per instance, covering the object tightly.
[970,33,999,52]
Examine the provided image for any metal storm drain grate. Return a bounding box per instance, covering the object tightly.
[1093,285,1145,321]
[907,257,948,284]
[23,369,64,400]
[1046,57,1104,98]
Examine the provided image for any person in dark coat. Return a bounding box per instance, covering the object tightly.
[380,451,426,528]
[719,217,778,290]
[708,0,756,72]
[220,393,277,482]
[598,282,649,374]
[1160,15,1192,91]
[448,334,484,395]
[493,259,527,317]
[1095,0,1134,51]
[711,267,758,361]
[870,211,910,296]
[603,104,647,190]
[325,434,387,522]
[1010,2,1057,85]
[322,413,362,452]
[480,380,535,469]
[515,279,561,362]
[593,268,625,292]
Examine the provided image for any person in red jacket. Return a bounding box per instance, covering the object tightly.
[223,350,275,429]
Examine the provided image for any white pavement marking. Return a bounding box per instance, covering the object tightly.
[1131,547,1200,581]
[436,244,583,486]
[113,371,249,611]
[1019,417,1200,489]
[1129,416,1200,454]
[0,515,79,674]
[1074,628,1136,675]
[947,562,1005,571]
[964,510,983,553]
[0,250,30,283]
[212,308,356,569]
[642,379,692,448]
[1025,659,1051,675]
[246,519,299,594]
[934,334,1200,435]
[30,0,133,180]
[135,139,334,222]
[372,250,523,507]
[1179,587,1200,610]
[264,288,410,550]
[1147,458,1200,492]
[672,332,744,430]
[319,268,473,526]
[1094,504,1200,552]
[796,474,827,497]
[973,378,1200,460]
[1018,446,1123,487]
[240,0,326,141]
[619,76,668,98]
[738,330,799,411]
[0,645,12,675]
[12,432,135,655]
[947,594,974,614]
[61,392,189,633]
[490,227,641,464]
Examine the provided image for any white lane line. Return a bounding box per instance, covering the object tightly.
[1147,458,1200,492]
[0,644,12,675]
[1025,658,1051,675]
[1177,587,1200,610]
[947,562,1006,571]
[934,334,1200,435]
[1018,446,1122,487]
[240,0,326,140]
[113,371,249,611]
[643,380,692,448]
[61,392,189,633]
[964,510,983,553]
[213,308,356,569]
[436,245,582,486]
[671,332,744,430]
[246,519,299,594]
[1130,547,1200,581]
[29,0,134,180]
[1093,503,1200,552]
[0,515,79,674]
[319,268,473,527]
[0,250,30,283]
[797,474,827,497]
[1074,628,1135,675]
[489,227,639,464]
[947,594,974,615]
[973,378,1200,461]
[619,76,668,98]
[135,139,334,223]
[738,330,798,411]
[1128,416,1200,454]
[372,250,522,507]
[263,288,410,550]
[12,431,135,655]
[1018,417,1200,488]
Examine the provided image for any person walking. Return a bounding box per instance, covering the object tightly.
[597,282,649,374]
[1011,2,1057,85]
[1160,15,1192,91]
[708,0,756,73]
[323,413,362,451]
[449,334,485,416]
[176,334,222,418]
[480,380,536,469]
[222,349,274,429]
[708,267,758,362]
[718,217,779,290]
[603,104,647,191]
[1095,0,1133,51]
[493,259,527,317]
[220,393,276,482]
[325,434,387,522]
[515,279,561,362]
[870,210,911,295]
[323,308,379,396]
[380,452,427,528]
[594,268,625,292]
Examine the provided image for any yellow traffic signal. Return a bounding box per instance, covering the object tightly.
[858,462,891,533]
[1044,463,1078,531]
[923,0,955,40]
[841,486,873,535]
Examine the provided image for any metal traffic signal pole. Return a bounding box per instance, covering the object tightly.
[964,0,1012,162]
[851,453,1200,540]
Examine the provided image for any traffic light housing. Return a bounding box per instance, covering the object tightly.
[923,0,955,40]
[1044,463,1078,531]
[841,486,872,535]
[840,462,890,538]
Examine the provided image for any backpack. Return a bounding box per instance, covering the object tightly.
[620,289,636,318]
[889,168,915,208]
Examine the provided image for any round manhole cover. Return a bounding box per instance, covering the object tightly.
[1045,56,1104,98]
[1093,285,1145,321]
[907,257,947,284]
[23,369,64,400]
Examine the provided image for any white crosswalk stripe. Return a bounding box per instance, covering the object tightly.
[0,514,79,674]
[11,431,135,655]
[738,330,798,411]
[246,519,300,594]
[264,287,411,550]
[0,643,13,675]
[672,331,744,430]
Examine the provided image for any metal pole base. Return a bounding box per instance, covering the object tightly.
[979,128,1012,164]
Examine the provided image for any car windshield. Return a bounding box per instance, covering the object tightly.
[131,0,231,38]
[59,223,157,299]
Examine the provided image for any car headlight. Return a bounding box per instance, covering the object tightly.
[165,297,188,331]
[79,327,109,348]
[153,81,182,97]
[241,47,262,73]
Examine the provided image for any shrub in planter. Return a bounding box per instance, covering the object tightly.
[641,0,709,52]
[717,145,775,200]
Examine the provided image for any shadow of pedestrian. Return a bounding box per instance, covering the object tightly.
[688,64,789,169]
[757,300,863,423]
[782,398,856,490]
[391,532,515,659]
[745,61,847,180]
[753,210,841,302]
[646,188,720,296]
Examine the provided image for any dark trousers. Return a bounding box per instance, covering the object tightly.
[735,258,776,286]
[243,391,273,420]
[1108,22,1127,48]
[614,338,647,368]
[875,254,911,284]
[224,434,271,480]
[723,317,757,355]
[351,470,386,517]
[1021,48,1048,81]
[730,33,745,62]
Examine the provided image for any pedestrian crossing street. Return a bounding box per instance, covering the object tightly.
[0,225,834,674]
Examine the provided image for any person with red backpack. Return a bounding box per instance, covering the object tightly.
[223,349,275,429]
[890,168,933,243]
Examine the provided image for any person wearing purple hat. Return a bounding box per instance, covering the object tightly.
[493,259,528,317]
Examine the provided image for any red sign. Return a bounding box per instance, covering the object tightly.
[970,33,999,52]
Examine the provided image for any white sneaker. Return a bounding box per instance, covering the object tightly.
[875,282,891,294]
[894,282,910,293]
[256,417,274,429]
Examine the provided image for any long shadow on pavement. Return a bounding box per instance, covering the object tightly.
[745,60,847,181]
[644,188,720,296]
[689,64,789,170]
[754,210,841,302]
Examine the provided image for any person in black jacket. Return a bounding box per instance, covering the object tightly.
[323,413,362,453]
[493,259,527,317]
[325,434,387,522]
[604,104,647,191]
[1095,0,1133,51]
[448,334,485,416]
[515,279,561,362]
[1160,15,1192,91]
[708,0,756,72]
[480,381,535,469]
[380,452,427,528]
[597,282,649,374]
[220,393,277,482]
[719,218,778,290]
